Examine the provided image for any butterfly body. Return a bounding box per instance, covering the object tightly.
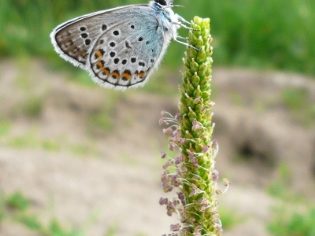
[50,0,184,89]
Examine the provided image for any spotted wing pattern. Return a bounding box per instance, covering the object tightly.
[50,5,145,68]
[88,6,165,89]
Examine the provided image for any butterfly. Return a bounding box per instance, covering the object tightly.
[50,0,191,90]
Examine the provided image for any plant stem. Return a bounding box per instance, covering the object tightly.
[159,17,222,236]
[179,16,221,235]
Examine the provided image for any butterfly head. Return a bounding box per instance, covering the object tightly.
[153,0,173,7]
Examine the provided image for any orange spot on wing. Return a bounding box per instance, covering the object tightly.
[102,67,110,76]
[94,49,104,59]
[122,70,132,81]
[96,60,104,69]
[136,70,145,79]
[111,70,120,79]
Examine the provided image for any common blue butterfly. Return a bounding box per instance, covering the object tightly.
[50,0,190,89]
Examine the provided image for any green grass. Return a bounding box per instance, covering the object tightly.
[1,130,97,156]
[134,233,147,236]
[282,88,310,110]
[220,208,243,231]
[69,143,98,156]
[104,225,118,236]
[0,191,123,236]
[0,119,12,137]
[142,68,180,96]
[17,214,43,231]
[46,220,85,236]
[88,111,113,133]
[1,0,315,75]
[5,192,30,212]
[6,133,59,150]
[281,88,315,125]
[269,208,315,236]
[19,96,44,118]
[0,192,5,223]
[266,164,315,236]
[267,164,291,198]
[86,92,122,135]
[1,191,86,236]
[266,163,306,203]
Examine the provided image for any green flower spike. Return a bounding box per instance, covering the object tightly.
[180,17,221,236]
[159,17,222,236]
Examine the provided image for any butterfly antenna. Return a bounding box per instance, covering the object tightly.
[171,4,184,8]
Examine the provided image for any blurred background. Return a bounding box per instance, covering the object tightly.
[0,0,315,235]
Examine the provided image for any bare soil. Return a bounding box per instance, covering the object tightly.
[0,60,314,236]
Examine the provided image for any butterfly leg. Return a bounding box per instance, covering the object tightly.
[177,15,192,26]
[173,21,193,30]
[174,37,199,50]
[176,15,200,32]
[176,35,187,41]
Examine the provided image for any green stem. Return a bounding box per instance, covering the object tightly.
[179,17,221,236]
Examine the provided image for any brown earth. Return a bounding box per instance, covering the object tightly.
[0,60,314,236]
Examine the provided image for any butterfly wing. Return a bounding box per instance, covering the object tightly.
[50,5,145,68]
[88,6,168,89]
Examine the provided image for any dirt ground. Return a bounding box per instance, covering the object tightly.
[0,60,314,236]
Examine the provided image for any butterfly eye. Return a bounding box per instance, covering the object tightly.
[155,0,167,6]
